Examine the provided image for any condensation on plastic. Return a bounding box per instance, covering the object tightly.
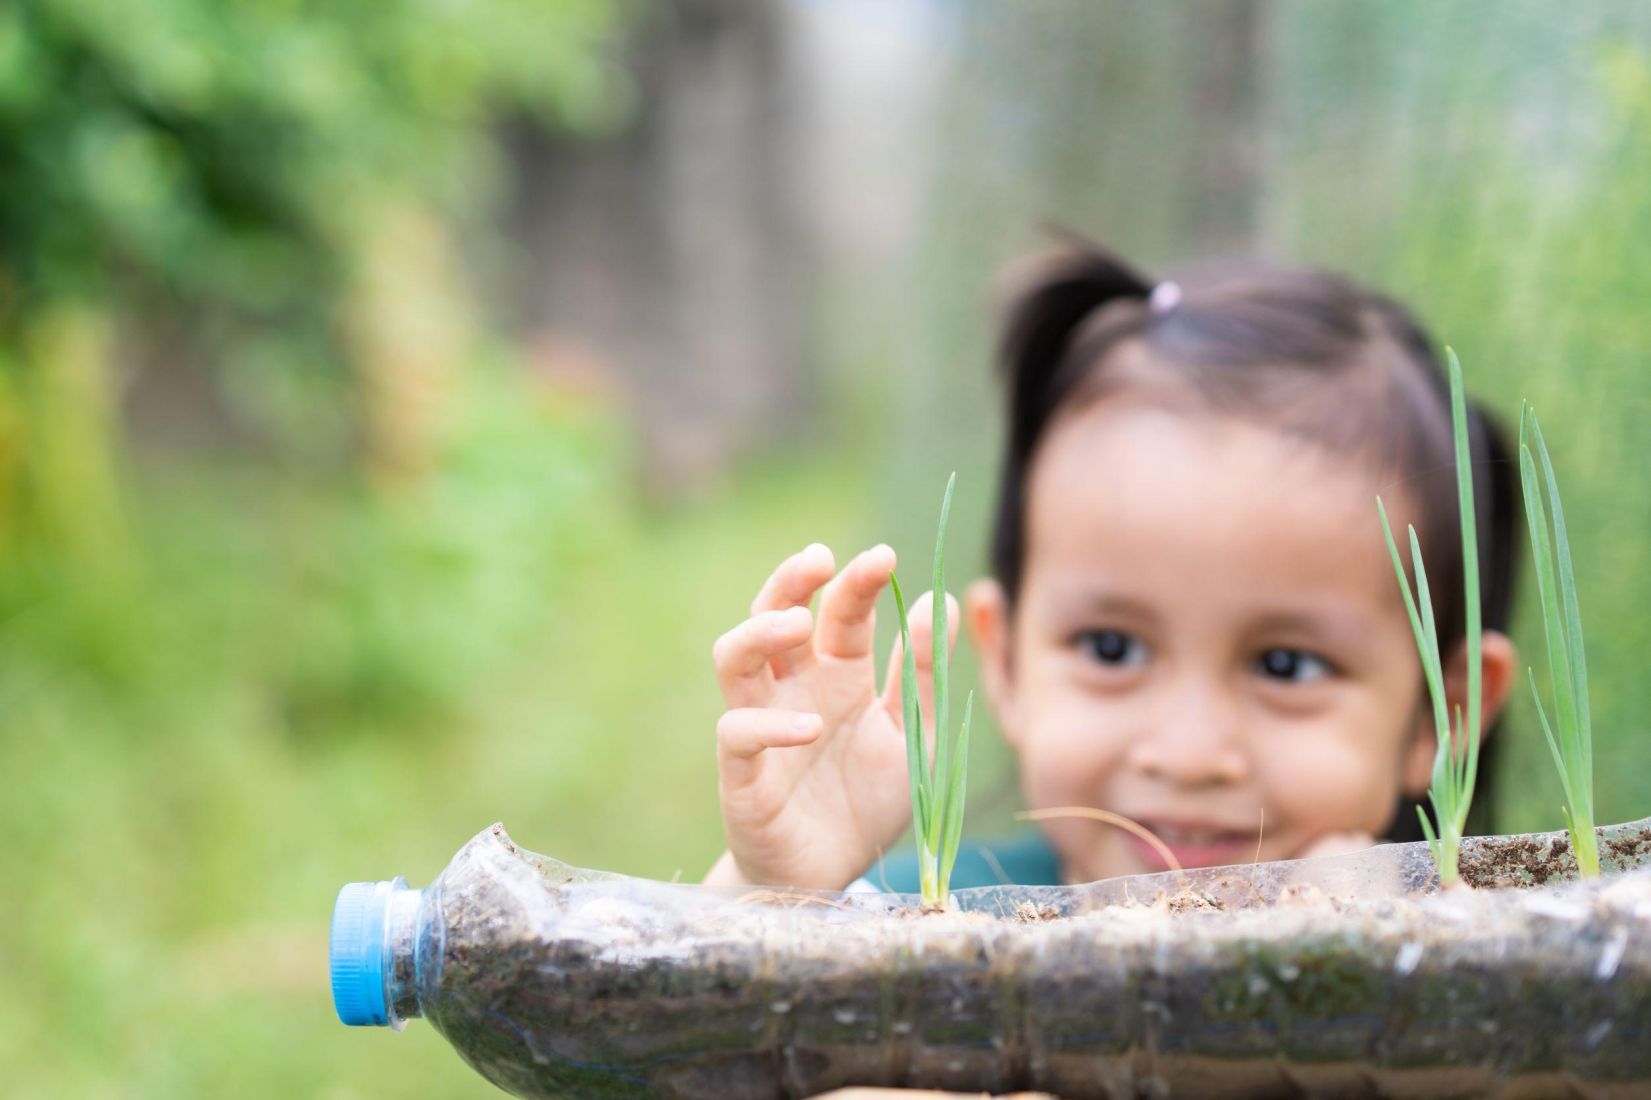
[380,818,1651,1099]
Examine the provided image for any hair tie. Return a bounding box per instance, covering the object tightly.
[1149,280,1182,315]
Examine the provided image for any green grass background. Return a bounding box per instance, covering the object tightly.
[4,4,1651,1098]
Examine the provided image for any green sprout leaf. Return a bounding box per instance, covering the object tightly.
[891,472,971,908]
[938,691,973,891]
[927,474,955,864]
[1377,348,1482,887]
[1520,405,1599,878]
[889,574,928,840]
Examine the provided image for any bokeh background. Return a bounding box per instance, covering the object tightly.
[3,1,1649,1095]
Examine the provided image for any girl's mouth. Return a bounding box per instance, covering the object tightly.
[1126,821,1258,872]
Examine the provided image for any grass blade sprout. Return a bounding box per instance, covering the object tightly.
[1519,405,1599,878]
[1377,348,1482,887]
[890,473,972,909]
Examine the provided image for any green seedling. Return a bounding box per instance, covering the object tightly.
[1378,348,1482,888]
[1519,405,1599,878]
[889,472,972,910]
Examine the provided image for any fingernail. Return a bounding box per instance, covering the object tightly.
[791,714,817,732]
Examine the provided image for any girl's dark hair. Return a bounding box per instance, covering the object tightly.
[989,239,1519,841]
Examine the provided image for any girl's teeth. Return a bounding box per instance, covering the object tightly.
[1156,825,1228,845]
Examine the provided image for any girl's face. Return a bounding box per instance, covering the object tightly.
[970,398,1450,884]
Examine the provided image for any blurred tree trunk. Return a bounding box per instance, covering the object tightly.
[0,305,131,579]
[1185,0,1275,256]
[345,205,467,492]
[503,0,809,495]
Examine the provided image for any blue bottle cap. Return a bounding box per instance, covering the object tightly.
[331,880,399,1026]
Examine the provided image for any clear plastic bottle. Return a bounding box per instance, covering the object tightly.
[332,820,1651,1100]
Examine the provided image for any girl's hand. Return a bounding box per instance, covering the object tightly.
[704,543,958,891]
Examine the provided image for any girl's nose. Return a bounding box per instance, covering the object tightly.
[1124,685,1249,787]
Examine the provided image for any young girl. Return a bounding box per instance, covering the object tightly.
[704,242,1522,893]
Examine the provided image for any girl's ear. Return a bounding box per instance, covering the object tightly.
[964,578,1021,748]
[1404,629,1519,797]
[1446,629,1519,735]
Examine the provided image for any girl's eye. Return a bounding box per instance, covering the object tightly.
[1077,630,1148,668]
[1255,647,1331,684]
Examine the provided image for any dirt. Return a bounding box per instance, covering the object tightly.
[1604,827,1651,869]
[1159,887,1223,913]
[1010,901,1061,923]
[406,820,1651,1100]
[1459,831,1569,888]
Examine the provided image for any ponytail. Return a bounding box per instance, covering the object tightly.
[1470,404,1519,639]
[1466,404,1520,837]
[992,244,1155,597]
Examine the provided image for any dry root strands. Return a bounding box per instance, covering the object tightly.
[1017,806,1186,878]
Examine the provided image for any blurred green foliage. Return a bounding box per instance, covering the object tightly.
[0,4,688,1096]
[0,0,638,708]
[0,0,621,310]
[0,0,632,575]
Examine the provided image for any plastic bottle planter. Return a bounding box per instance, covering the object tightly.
[333,820,1651,1099]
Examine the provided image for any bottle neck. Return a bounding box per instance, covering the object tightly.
[384,884,424,1028]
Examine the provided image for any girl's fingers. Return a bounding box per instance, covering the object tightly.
[717,708,823,761]
[815,544,896,661]
[877,590,961,724]
[750,543,836,616]
[749,544,835,677]
[713,607,814,708]
[716,708,823,789]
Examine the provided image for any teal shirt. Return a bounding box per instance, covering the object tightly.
[870,831,1062,893]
